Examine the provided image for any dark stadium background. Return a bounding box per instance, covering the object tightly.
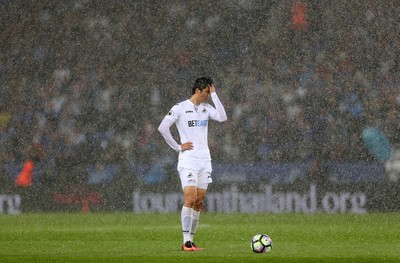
[1,0,400,214]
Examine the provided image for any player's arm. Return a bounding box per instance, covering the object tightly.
[209,85,227,122]
[158,117,181,152]
[158,106,193,152]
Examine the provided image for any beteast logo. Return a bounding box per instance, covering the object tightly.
[186,110,194,113]
[188,120,208,127]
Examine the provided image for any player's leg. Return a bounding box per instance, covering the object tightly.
[189,168,212,250]
[181,186,197,251]
[179,167,199,251]
[182,185,197,242]
[183,185,197,207]
[193,187,206,212]
[193,168,212,214]
[190,187,206,247]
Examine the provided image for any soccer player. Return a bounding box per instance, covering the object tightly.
[158,77,227,251]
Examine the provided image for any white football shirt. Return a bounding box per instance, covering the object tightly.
[158,92,227,162]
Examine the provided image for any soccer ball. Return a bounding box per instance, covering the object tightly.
[250,234,272,253]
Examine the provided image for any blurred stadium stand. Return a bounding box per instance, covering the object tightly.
[1,0,400,192]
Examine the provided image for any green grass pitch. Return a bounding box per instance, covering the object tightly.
[0,213,399,262]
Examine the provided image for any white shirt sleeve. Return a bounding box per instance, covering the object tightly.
[209,92,227,122]
[158,105,182,152]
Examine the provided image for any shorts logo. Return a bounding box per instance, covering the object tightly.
[187,172,195,184]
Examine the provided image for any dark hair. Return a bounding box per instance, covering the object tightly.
[192,77,213,95]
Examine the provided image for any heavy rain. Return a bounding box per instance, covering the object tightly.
[1,0,400,262]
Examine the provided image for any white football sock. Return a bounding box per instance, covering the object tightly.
[181,206,193,243]
[190,210,200,242]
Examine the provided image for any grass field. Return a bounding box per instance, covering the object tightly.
[0,212,399,262]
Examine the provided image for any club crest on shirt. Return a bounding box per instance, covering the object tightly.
[202,108,207,113]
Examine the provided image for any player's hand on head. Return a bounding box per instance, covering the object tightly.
[181,142,193,151]
[209,84,215,93]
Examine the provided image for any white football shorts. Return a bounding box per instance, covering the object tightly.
[178,160,213,190]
